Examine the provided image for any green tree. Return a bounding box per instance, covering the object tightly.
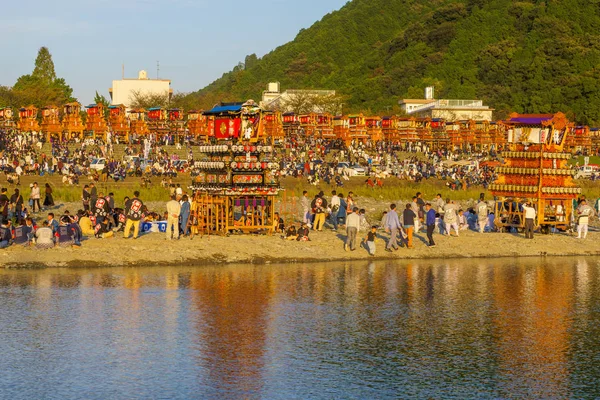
[12,47,75,107]
[32,47,57,83]
[94,91,110,108]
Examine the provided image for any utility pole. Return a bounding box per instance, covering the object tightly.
[157,61,160,79]
[122,63,124,79]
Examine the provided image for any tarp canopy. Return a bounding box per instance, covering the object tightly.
[508,115,554,125]
[204,103,243,115]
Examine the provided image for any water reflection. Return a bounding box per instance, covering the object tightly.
[1,258,600,398]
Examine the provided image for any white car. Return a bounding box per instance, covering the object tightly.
[90,158,107,171]
[349,164,366,176]
[575,165,598,179]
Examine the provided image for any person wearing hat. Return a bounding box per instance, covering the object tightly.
[296,222,310,241]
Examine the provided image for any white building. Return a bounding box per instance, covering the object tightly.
[109,70,172,108]
[260,82,337,113]
[399,87,494,121]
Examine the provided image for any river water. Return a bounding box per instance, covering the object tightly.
[1,258,600,399]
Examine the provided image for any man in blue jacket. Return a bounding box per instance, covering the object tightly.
[425,203,436,247]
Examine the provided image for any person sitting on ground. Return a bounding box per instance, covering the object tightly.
[35,220,55,249]
[296,222,310,241]
[285,224,297,240]
[95,218,114,239]
[0,219,13,248]
[79,211,95,237]
[55,216,80,248]
[273,212,285,233]
[12,218,31,247]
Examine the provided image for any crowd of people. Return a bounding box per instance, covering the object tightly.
[272,188,599,257]
[0,181,197,249]
[0,130,192,185]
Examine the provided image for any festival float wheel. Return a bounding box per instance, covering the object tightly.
[540,225,550,235]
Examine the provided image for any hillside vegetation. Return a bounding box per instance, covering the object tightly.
[185,0,600,125]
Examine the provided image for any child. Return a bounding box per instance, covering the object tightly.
[362,225,378,256]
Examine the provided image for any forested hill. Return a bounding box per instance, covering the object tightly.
[185,0,600,125]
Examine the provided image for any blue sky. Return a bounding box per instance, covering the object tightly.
[1,0,348,104]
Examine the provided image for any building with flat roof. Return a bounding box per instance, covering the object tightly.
[109,70,172,109]
[399,87,494,121]
[260,82,337,113]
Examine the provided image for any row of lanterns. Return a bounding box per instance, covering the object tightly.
[541,169,575,176]
[194,161,226,169]
[496,167,540,175]
[196,145,275,153]
[198,145,229,153]
[231,145,273,153]
[230,162,278,170]
[489,184,538,193]
[541,187,582,194]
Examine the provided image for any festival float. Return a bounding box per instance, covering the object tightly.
[147,107,169,138]
[317,113,334,139]
[591,127,600,153]
[365,116,383,142]
[417,118,434,145]
[40,105,62,141]
[282,113,300,138]
[108,105,130,142]
[257,110,284,143]
[333,116,350,144]
[474,120,492,150]
[0,107,15,131]
[381,116,400,142]
[167,108,185,141]
[61,102,85,140]
[186,110,209,141]
[489,121,507,149]
[190,101,281,236]
[564,125,592,153]
[459,120,476,149]
[17,105,40,133]
[299,114,317,137]
[430,118,448,149]
[85,103,108,139]
[348,114,369,143]
[128,108,149,140]
[446,120,462,149]
[397,118,418,143]
[490,112,581,233]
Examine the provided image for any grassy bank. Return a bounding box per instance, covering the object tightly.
[11,174,600,204]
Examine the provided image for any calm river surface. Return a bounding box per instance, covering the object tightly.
[1,258,600,399]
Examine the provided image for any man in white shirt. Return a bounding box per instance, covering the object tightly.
[330,190,340,230]
[166,195,181,240]
[476,195,489,233]
[345,207,361,251]
[522,201,536,239]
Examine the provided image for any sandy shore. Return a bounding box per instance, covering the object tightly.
[2,224,600,268]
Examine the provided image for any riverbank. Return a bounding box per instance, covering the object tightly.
[2,226,599,269]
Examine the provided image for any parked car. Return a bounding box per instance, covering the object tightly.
[350,164,366,176]
[89,158,107,171]
[575,165,599,179]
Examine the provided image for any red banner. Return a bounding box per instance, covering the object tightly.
[214,118,241,139]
